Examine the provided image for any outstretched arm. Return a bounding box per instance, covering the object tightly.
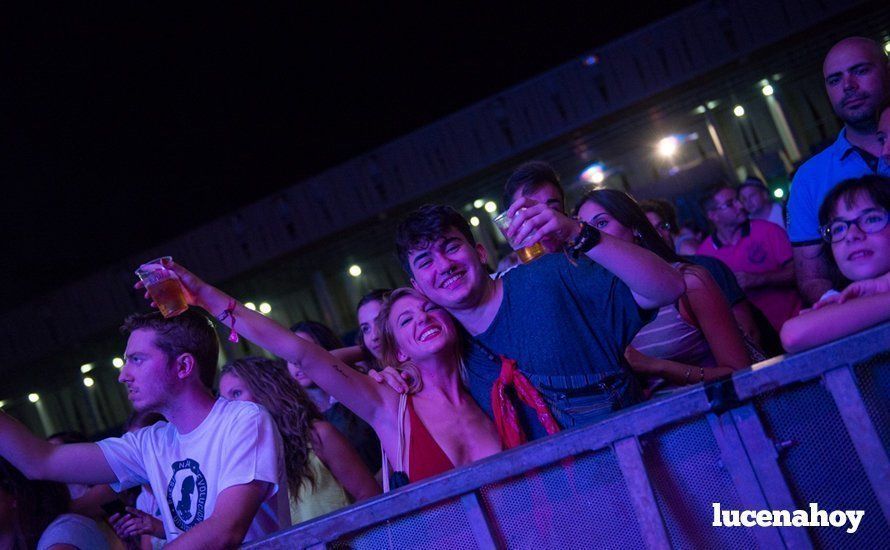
[505,199,685,309]
[0,413,116,484]
[156,262,393,425]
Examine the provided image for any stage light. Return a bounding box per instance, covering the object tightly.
[774,188,785,199]
[259,302,272,314]
[348,265,362,277]
[733,105,746,117]
[473,199,485,209]
[244,302,257,311]
[28,393,40,403]
[0,401,5,409]
[658,136,679,158]
[83,377,95,388]
[884,41,890,54]
[112,357,124,368]
[470,216,480,227]
[80,363,93,374]
[762,84,774,96]
[580,164,605,184]
[484,201,497,213]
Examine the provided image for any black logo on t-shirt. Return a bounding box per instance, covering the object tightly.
[167,459,208,531]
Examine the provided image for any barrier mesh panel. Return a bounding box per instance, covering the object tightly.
[641,416,758,549]
[331,497,479,550]
[854,351,890,454]
[754,378,888,547]
[479,449,643,549]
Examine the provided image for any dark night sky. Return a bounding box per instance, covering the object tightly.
[2,1,696,311]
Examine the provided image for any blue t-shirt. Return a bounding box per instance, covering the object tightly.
[463,253,654,440]
[787,129,889,245]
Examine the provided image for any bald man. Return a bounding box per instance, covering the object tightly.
[787,37,890,304]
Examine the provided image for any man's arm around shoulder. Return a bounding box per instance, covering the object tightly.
[165,480,272,550]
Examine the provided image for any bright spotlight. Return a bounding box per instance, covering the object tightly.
[348,265,362,277]
[733,105,746,117]
[762,84,774,96]
[112,357,124,368]
[259,302,272,314]
[484,201,497,213]
[244,302,257,311]
[658,136,679,158]
[884,41,890,54]
[473,199,485,209]
[80,363,93,374]
[580,164,605,184]
[469,216,480,227]
[28,393,40,403]
[773,188,785,199]
[83,377,95,388]
[0,400,5,409]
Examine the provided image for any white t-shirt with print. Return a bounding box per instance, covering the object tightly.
[97,399,286,544]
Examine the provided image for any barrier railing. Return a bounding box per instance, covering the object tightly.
[247,321,890,549]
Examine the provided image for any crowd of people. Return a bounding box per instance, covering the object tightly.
[1,35,888,550]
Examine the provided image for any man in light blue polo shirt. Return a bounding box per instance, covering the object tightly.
[787,37,890,304]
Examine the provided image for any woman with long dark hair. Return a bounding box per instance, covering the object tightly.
[575,189,749,388]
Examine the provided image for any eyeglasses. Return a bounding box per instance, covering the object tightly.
[820,208,889,243]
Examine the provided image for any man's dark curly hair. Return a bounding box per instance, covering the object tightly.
[395,204,476,274]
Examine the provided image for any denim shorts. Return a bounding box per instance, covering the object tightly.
[530,371,641,429]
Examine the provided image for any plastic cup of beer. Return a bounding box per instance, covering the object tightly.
[492,211,546,264]
[135,257,188,318]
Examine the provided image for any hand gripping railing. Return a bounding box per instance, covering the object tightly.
[247,322,890,549]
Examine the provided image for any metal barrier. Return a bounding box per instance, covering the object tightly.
[247,322,890,549]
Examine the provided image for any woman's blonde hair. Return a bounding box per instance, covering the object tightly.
[220,357,322,499]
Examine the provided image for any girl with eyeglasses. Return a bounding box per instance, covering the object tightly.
[781,176,890,352]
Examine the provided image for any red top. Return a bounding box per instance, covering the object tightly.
[406,396,455,482]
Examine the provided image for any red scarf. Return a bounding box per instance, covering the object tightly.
[491,356,560,448]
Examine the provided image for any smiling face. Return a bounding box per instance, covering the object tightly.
[577,200,636,242]
[408,227,490,311]
[830,191,890,281]
[218,372,256,403]
[823,38,889,128]
[386,293,458,364]
[119,329,178,413]
[357,299,384,360]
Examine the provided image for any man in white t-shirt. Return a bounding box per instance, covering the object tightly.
[0,309,285,548]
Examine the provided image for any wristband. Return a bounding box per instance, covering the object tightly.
[568,222,602,259]
[217,299,240,343]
